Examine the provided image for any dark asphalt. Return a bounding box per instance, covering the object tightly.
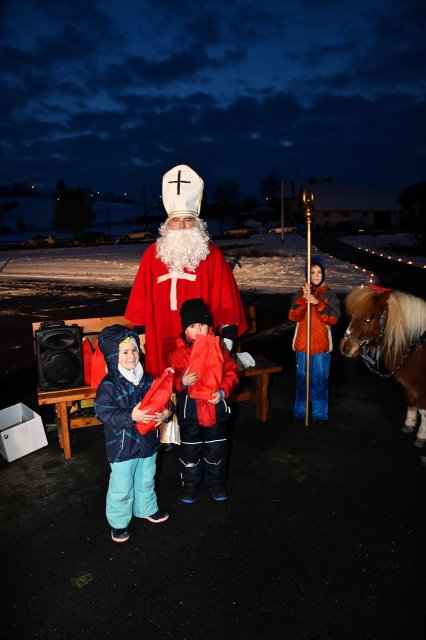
[0,241,425,640]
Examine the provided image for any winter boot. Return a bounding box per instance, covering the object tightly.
[204,457,228,501]
[181,485,199,504]
[179,457,203,504]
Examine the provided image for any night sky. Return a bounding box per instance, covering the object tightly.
[1,0,425,202]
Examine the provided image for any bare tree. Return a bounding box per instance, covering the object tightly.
[260,172,281,205]
[212,181,240,206]
[53,187,94,235]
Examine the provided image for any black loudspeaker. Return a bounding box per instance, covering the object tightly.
[35,321,84,390]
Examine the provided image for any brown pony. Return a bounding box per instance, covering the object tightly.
[340,286,426,446]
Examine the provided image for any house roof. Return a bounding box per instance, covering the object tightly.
[293,182,401,211]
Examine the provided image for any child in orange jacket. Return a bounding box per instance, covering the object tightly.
[169,298,239,504]
[289,256,340,424]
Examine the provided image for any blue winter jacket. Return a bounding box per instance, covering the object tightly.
[94,324,159,463]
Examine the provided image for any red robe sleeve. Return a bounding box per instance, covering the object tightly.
[125,243,157,327]
[203,245,248,336]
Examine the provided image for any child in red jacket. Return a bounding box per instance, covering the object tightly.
[288,256,340,425]
[169,298,239,504]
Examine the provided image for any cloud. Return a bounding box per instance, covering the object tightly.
[0,0,425,198]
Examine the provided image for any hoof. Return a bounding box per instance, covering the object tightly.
[414,438,426,448]
[402,424,416,434]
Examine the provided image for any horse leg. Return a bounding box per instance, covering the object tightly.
[414,409,426,448]
[402,406,418,434]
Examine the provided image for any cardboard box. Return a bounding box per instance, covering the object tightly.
[0,403,48,462]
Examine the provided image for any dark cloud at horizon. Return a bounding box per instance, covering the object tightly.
[1,0,425,203]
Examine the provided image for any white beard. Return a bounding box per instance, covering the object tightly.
[156,219,210,274]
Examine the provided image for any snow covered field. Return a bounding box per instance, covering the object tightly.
[1,196,423,294]
[0,232,381,295]
[0,229,424,298]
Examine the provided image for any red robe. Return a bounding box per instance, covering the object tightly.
[125,242,247,376]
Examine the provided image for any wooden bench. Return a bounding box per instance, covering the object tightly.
[32,308,282,459]
[229,305,283,421]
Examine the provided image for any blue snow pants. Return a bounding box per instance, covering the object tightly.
[293,351,331,422]
[106,453,158,529]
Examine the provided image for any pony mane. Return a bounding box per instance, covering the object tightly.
[345,286,377,317]
[346,286,426,361]
[385,291,426,359]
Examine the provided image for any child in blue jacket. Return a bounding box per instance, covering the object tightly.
[94,324,171,543]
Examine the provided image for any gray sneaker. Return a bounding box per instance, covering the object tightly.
[142,509,169,523]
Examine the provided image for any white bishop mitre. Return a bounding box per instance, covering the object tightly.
[162,164,204,218]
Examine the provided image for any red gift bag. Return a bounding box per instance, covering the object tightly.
[135,367,174,435]
[82,337,94,385]
[90,340,108,389]
[187,334,224,400]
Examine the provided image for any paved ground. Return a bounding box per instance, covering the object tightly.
[1,241,425,640]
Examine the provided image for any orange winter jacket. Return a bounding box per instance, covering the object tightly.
[288,284,340,354]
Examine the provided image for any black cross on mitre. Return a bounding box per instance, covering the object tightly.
[168,169,191,195]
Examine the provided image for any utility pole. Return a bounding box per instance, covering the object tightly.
[142,185,147,217]
[280,178,285,243]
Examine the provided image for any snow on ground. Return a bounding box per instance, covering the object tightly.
[0,232,381,295]
[343,232,425,269]
[224,234,377,293]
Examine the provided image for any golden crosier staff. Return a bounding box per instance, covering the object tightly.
[302,189,314,426]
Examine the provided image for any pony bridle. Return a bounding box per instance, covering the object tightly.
[345,306,425,377]
[343,308,387,367]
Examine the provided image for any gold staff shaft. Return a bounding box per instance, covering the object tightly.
[302,189,314,427]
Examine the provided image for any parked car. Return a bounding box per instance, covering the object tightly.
[117,229,154,244]
[71,232,107,246]
[222,225,255,239]
[22,234,56,248]
[268,224,297,235]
